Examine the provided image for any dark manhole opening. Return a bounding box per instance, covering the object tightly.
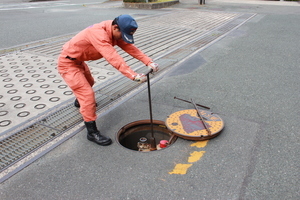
[116,120,177,152]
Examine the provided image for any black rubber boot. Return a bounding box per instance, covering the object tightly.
[74,99,80,108]
[85,121,112,146]
[74,99,97,108]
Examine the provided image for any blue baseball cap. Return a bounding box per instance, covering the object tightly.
[115,14,138,44]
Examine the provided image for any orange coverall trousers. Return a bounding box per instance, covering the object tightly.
[58,55,97,122]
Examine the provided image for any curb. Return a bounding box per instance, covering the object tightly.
[124,0,179,9]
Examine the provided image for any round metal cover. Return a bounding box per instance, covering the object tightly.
[165,109,224,141]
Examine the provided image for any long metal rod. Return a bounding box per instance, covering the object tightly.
[191,98,211,136]
[146,69,156,150]
[174,96,210,110]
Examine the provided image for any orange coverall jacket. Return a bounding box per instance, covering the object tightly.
[60,20,152,79]
[58,20,152,122]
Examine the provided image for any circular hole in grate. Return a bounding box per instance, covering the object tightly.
[32,74,40,78]
[58,85,67,89]
[0,111,8,116]
[7,89,18,94]
[0,73,9,77]
[45,90,55,95]
[19,78,29,82]
[26,90,36,94]
[23,83,33,88]
[37,79,46,82]
[48,74,56,78]
[53,79,62,83]
[30,96,41,101]
[14,103,26,108]
[34,104,46,109]
[63,91,73,95]
[4,84,14,88]
[11,96,22,101]
[0,120,11,127]
[18,111,30,117]
[49,97,60,102]
[40,84,50,89]
[3,78,12,82]
[14,69,22,73]
[16,74,25,78]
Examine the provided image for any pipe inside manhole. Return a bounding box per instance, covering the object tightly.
[116,120,177,152]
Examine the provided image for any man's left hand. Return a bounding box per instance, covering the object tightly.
[134,74,147,83]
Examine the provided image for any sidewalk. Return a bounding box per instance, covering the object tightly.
[1,1,300,199]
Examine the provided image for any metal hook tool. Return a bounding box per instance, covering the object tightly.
[191,98,211,136]
[146,69,157,151]
[174,96,210,110]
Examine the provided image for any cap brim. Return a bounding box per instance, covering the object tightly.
[122,32,134,44]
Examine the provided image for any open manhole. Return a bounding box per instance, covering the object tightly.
[116,120,177,152]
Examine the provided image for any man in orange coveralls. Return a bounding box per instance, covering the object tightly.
[57,14,159,146]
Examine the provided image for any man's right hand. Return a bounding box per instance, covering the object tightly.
[133,74,147,83]
[148,62,159,72]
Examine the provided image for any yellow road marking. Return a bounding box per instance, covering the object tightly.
[169,141,209,175]
[190,140,208,148]
[188,151,205,163]
[169,164,193,175]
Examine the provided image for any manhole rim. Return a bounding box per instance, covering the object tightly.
[116,119,177,152]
